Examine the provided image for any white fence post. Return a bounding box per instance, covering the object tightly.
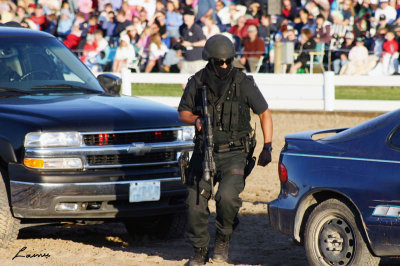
[121,68,132,96]
[323,71,335,111]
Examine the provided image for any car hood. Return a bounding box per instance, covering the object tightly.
[0,94,184,132]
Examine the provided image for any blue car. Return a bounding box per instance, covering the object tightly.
[269,109,400,266]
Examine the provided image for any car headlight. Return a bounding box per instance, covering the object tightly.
[24,132,82,148]
[24,158,83,169]
[178,126,195,141]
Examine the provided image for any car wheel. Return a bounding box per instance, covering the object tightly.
[124,212,186,241]
[0,173,19,247]
[304,198,380,266]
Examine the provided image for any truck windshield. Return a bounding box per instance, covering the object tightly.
[0,37,104,94]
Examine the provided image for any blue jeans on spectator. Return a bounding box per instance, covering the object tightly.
[333,58,349,74]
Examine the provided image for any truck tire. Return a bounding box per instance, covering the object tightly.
[0,173,19,248]
[304,198,380,266]
[125,212,186,241]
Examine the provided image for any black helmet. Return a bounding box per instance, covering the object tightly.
[202,34,235,61]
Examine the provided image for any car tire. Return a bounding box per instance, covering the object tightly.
[304,198,380,266]
[0,173,19,248]
[124,212,186,241]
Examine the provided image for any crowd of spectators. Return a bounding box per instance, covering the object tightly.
[2,0,400,75]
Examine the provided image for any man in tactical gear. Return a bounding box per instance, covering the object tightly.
[178,34,273,266]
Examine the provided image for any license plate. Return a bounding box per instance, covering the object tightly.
[129,180,160,202]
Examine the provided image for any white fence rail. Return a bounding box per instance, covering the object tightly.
[120,70,400,112]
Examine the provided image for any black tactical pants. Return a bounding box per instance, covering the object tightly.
[185,149,247,248]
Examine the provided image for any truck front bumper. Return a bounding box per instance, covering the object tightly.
[9,164,187,219]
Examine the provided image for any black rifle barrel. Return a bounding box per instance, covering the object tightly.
[201,85,215,198]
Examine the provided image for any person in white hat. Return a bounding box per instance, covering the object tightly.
[372,0,397,27]
[340,36,378,75]
[332,31,354,74]
[112,34,136,73]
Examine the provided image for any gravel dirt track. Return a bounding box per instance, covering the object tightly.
[1,111,399,266]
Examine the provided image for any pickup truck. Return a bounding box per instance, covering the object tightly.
[0,26,194,246]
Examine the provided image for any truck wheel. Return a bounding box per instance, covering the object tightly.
[125,212,186,241]
[304,198,380,266]
[0,174,19,247]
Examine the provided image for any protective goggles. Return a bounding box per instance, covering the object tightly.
[213,58,233,66]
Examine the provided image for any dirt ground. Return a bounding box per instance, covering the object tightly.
[1,111,399,266]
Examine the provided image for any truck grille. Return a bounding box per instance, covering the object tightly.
[86,152,177,166]
[25,128,193,170]
[83,130,178,146]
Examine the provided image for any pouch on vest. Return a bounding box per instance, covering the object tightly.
[222,101,231,131]
[230,101,239,131]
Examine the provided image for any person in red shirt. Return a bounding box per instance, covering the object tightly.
[26,3,36,17]
[30,5,47,30]
[282,0,297,21]
[63,23,82,50]
[382,31,399,56]
[80,34,98,63]
[88,15,99,34]
[240,25,265,72]
[228,15,259,40]
[381,31,399,75]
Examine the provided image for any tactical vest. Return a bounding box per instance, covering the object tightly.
[193,68,252,143]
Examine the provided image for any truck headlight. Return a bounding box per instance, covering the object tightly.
[24,158,83,169]
[178,126,195,141]
[24,132,81,147]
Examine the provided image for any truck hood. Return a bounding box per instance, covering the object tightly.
[0,94,184,132]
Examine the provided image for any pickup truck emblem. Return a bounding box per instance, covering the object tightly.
[127,142,152,155]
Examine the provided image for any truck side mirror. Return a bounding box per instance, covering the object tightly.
[97,73,122,95]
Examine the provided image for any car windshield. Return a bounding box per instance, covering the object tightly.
[0,37,104,94]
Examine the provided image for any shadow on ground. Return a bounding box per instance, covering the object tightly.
[16,214,307,265]
[16,214,400,266]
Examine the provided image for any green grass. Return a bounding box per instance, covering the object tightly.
[131,83,183,97]
[336,86,400,100]
[132,83,400,100]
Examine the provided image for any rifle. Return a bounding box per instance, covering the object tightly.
[200,85,216,199]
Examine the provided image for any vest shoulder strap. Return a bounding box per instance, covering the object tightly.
[193,69,205,89]
[233,69,246,84]
[233,69,246,97]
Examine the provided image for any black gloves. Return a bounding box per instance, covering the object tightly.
[257,143,272,167]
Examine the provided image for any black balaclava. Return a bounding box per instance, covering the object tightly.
[210,58,234,80]
[204,61,235,98]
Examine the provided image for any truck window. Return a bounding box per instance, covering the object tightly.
[0,37,104,93]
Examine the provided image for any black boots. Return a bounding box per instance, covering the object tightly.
[188,247,209,266]
[212,233,230,263]
[188,233,230,265]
